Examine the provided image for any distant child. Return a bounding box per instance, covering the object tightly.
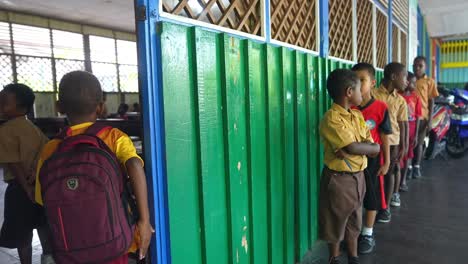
[0,83,53,264]
[399,72,422,190]
[34,71,153,263]
[372,62,408,222]
[351,63,393,254]
[319,69,380,264]
[413,56,438,178]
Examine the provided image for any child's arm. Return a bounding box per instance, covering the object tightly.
[398,121,408,160]
[126,158,154,260]
[378,133,391,176]
[8,163,34,201]
[343,142,380,156]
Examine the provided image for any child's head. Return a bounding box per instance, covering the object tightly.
[351,63,376,97]
[413,56,426,78]
[384,62,407,92]
[327,69,362,106]
[118,103,129,115]
[0,83,35,119]
[407,72,417,92]
[57,71,103,122]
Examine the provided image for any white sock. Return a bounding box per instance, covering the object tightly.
[361,227,373,236]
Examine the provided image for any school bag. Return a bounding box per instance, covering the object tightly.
[39,123,136,263]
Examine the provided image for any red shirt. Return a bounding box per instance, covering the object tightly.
[401,91,422,122]
[353,98,392,145]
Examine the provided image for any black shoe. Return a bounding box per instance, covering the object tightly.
[348,256,360,264]
[376,209,391,223]
[358,234,376,254]
[413,167,422,179]
[400,184,409,192]
[329,256,340,264]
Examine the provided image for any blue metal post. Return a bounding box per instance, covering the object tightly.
[319,0,329,58]
[388,0,393,63]
[417,6,423,56]
[265,0,271,42]
[135,0,171,263]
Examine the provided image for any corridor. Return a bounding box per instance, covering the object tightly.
[304,154,468,264]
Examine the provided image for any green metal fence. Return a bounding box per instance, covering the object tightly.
[158,22,378,264]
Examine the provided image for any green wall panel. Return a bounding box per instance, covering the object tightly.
[159,21,333,264]
[160,23,203,264]
[246,41,268,264]
[266,45,285,264]
[296,52,309,258]
[282,48,296,264]
[194,28,229,264]
[223,35,251,264]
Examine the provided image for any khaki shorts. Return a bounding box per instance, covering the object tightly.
[319,167,366,243]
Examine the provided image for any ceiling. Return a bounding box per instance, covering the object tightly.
[2,0,468,38]
[0,0,136,32]
[419,0,468,38]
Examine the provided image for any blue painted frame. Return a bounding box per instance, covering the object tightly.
[319,0,329,58]
[387,0,393,62]
[417,6,423,56]
[135,0,172,263]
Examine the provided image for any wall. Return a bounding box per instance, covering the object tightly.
[159,22,383,264]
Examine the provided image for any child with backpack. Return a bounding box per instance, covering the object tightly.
[34,71,153,264]
[0,83,53,264]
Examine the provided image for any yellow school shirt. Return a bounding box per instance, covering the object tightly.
[372,85,408,146]
[416,75,438,120]
[319,103,373,172]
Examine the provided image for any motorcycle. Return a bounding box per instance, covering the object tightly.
[425,87,452,159]
[446,88,468,158]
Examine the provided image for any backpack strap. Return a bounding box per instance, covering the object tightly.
[85,122,113,137]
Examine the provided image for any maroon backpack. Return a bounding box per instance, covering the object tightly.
[39,123,134,263]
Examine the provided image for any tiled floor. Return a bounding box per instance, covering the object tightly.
[302,154,468,264]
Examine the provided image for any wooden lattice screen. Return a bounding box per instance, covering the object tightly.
[379,0,389,9]
[357,0,373,64]
[392,25,399,62]
[271,0,317,51]
[376,9,387,68]
[329,0,353,60]
[162,0,262,36]
[393,0,409,29]
[401,30,407,65]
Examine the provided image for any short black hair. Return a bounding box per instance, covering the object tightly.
[352,62,376,79]
[407,71,416,80]
[327,69,359,101]
[58,71,102,117]
[414,56,427,64]
[384,62,406,80]
[3,83,35,114]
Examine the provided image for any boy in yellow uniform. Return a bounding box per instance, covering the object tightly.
[35,71,153,263]
[372,63,409,222]
[319,69,380,264]
[413,56,438,178]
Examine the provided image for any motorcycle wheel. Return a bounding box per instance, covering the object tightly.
[446,127,465,158]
